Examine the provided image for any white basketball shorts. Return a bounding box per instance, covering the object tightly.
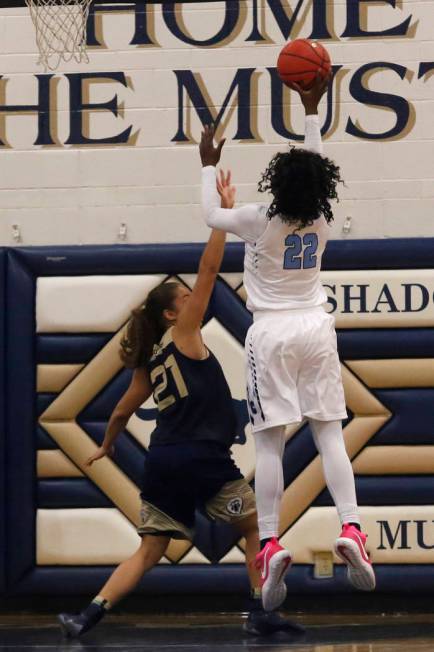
[245,306,347,432]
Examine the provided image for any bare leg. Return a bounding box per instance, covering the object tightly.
[234,512,261,592]
[58,534,171,638]
[99,534,170,607]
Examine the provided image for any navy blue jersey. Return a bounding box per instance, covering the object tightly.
[146,328,237,448]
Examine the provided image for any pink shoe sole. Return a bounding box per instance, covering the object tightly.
[262,549,292,612]
[335,537,376,591]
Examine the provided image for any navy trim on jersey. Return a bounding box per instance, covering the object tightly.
[246,332,265,425]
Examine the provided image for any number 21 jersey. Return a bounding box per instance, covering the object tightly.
[146,328,237,448]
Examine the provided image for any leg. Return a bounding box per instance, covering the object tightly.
[309,418,359,525]
[58,535,170,638]
[99,534,170,605]
[253,426,286,541]
[234,513,260,592]
[253,426,292,611]
[309,418,375,591]
[235,512,305,638]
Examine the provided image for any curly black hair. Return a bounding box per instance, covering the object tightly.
[258,147,343,227]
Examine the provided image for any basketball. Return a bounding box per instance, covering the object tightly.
[277,39,331,89]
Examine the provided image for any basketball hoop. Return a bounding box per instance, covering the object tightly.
[25,0,93,71]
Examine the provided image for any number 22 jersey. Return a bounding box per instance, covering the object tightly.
[146,328,237,448]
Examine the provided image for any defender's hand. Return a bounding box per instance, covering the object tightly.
[217,169,236,209]
[200,124,226,167]
[289,71,332,115]
[86,445,114,467]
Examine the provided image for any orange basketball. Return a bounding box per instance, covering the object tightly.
[277,39,331,90]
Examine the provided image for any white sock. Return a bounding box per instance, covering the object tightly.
[254,426,286,540]
[309,418,360,526]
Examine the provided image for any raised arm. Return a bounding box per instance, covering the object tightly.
[179,227,226,330]
[173,170,235,356]
[200,125,267,244]
[172,228,226,359]
[86,367,152,465]
[202,167,266,243]
[289,73,332,155]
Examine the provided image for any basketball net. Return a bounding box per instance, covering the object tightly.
[26,0,93,71]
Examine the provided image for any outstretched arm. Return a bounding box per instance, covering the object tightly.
[176,228,226,337]
[200,125,267,244]
[289,73,332,155]
[174,170,235,341]
[202,168,266,244]
[86,368,152,466]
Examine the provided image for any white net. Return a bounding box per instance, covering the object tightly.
[26,0,93,71]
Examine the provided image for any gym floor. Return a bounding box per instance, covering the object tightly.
[2,611,434,651]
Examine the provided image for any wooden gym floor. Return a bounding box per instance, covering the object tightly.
[1,611,434,651]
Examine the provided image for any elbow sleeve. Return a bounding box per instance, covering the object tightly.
[205,208,221,229]
[304,114,323,155]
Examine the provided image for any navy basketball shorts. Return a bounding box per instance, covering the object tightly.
[138,440,256,540]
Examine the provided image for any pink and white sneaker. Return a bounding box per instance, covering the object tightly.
[255,538,292,612]
[334,523,376,591]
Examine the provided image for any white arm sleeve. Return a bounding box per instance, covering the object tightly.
[201,167,267,244]
[304,114,323,155]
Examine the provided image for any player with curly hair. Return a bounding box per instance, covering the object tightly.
[258,147,341,226]
[199,75,375,613]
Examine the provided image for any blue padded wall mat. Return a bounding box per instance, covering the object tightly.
[3,239,434,596]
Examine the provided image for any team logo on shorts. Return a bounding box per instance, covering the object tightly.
[226,497,243,515]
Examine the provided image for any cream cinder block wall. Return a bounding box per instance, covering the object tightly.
[0,1,432,246]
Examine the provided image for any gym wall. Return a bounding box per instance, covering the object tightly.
[2,239,434,596]
[0,1,433,597]
[0,0,432,245]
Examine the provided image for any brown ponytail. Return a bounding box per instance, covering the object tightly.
[120,282,180,368]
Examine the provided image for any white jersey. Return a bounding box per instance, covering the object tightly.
[243,212,328,312]
[201,115,329,313]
